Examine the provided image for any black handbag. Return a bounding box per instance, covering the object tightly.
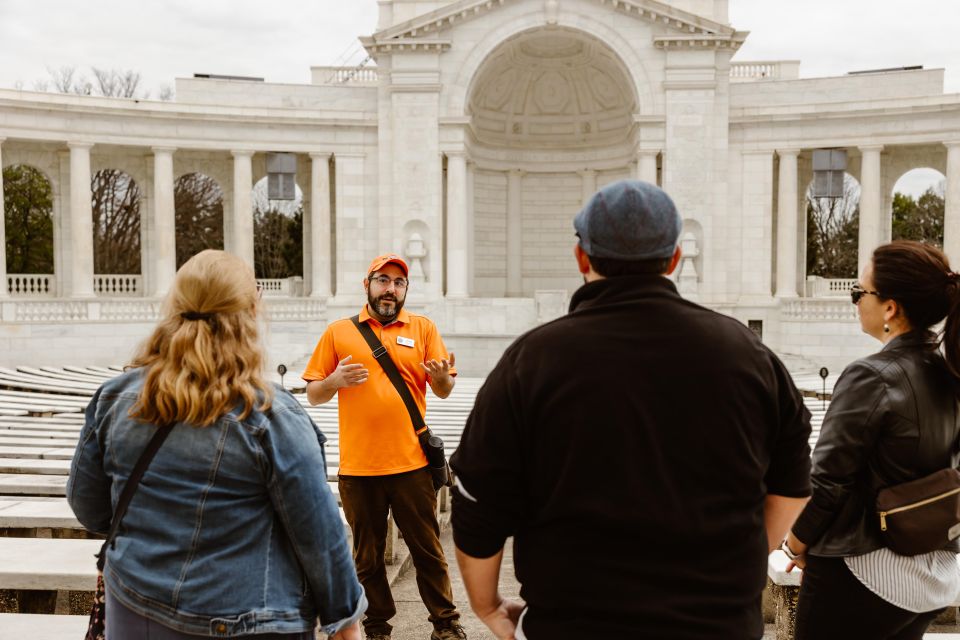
[351,316,452,491]
[876,467,960,556]
[85,423,174,640]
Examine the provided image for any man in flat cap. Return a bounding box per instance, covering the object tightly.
[303,253,466,640]
[450,180,812,640]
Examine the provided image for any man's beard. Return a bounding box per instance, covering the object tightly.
[368,290,405,321]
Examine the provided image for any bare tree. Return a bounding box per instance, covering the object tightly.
[47,66,77,93]
[252,179,303,279]
[91,68,145,99]
[175,173,224,268]
[806,174,860,278]
[91,170,141,273]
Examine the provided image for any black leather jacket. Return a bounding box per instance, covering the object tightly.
[792,331,960,556]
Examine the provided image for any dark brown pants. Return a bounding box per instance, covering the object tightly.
[339,468,459,636]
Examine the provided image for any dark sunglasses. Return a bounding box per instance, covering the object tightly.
[850,285,880,305]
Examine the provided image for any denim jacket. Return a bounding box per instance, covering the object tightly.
[68,369,366,637]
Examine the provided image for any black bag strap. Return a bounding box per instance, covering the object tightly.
[350,315,427,433]
[96,422,174,570]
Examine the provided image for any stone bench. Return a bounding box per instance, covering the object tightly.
[0,613,88,639]
[0,537,101,614]
[767,551,960,639]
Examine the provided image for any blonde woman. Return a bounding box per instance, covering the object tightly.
[68,250,364,639]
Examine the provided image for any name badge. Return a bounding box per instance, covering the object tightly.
[397,336,415,348]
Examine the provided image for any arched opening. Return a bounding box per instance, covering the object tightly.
[175,172,224,269]
[91,168,141,298]
[467,27,638,297]
[3,164,54,295]
[805,173,861,295]
[891,168,945,247]
[252,177,303,295]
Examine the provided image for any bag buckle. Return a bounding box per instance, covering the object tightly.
[372,345,387,359]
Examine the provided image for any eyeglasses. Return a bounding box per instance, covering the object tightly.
[369,275,408,289]
[850,284,880,305]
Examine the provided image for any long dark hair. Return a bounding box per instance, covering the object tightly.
[872,241,960,378]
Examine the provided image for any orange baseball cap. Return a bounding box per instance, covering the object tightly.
[366,253,409,276]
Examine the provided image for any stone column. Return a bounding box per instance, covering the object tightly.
[858,145,884,275]
[334,153,367,299]
[637,150,659,186]
[309,152,332,297]
[466,161,476,294]
[506,169,524,297]
[579,169,597,205]
[944,142,960,266]
[151,147,177,296]
[446,152,469,298]
[68,142,95,298]
[775,149,800,298]
[230,150,255,269]
[0,139,6,298]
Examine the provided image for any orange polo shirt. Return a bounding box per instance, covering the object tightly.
[302,306,456,476]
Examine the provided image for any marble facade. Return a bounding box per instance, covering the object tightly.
[1,0,959,374]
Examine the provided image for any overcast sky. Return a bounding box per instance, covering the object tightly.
[0,0,955,194]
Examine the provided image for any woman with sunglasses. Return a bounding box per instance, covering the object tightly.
[782,240,960,639]
[68,250,365,639]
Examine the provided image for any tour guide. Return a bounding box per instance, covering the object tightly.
[303,253,466,640]
[450,180,813,640]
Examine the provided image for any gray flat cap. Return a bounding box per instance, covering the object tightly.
[574,179,682,260]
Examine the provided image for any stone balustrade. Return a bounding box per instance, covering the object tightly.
[309,66,379,85]
[92,275,142,297]
[6,275,54,297]
[730,61,801,82]
[782,299,858,322]
[257,277,305,298]
[0,297,320,323]
[805,276,858,298]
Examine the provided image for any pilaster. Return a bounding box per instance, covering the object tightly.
[309,152,333,298]
[445,151,469,298]
[858,145,884,275]
[775,149,800,298]
[67,142,95,298]
[230,150,255,269]
[506,169,524,297]
[944,142,960,266]
[151,147,177,296]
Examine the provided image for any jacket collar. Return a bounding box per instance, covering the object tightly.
[881,329,939,352]
[359,305,410,327]
[569,275,681,314]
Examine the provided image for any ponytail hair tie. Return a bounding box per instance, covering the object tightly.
[181,311,214,321]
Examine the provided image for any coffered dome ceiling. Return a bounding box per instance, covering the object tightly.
[468,29,638,149]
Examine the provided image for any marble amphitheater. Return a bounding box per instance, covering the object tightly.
[1,0,959,375]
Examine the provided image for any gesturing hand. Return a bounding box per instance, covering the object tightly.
[332,355,368,389]
[421,352,456,381]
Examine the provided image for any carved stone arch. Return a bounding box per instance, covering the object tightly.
[447,3,653,119]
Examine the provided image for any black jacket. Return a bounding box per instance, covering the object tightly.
[451,276,812,640]
[792,331,960,556]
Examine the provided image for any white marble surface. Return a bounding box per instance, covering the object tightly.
[0,538,100,590]
[0,614,88,640]
[0,498,80,529]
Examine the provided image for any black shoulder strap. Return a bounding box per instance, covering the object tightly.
[350,315,427,433]
[97,422,174,570]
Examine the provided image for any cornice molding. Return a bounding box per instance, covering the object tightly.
[365,0,735,54]
[654,34,747,51]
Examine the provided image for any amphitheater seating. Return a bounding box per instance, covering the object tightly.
[0,366,477,616]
